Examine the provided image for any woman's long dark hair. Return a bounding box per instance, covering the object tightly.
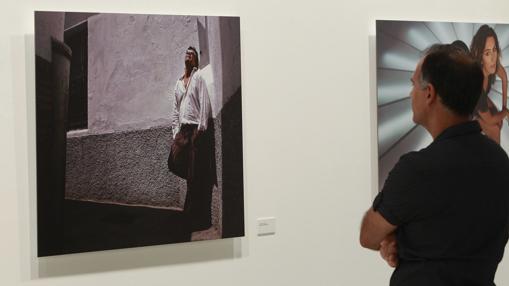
[470,24,501,93]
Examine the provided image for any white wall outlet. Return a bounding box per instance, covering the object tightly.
[257,217,276,236]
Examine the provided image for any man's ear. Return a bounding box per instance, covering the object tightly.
[426,83,437,105]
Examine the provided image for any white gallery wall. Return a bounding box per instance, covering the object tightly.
[2,0,509,285]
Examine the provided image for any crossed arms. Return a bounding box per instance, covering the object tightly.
[360,208,399,267]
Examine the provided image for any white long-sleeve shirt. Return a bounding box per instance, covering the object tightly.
[171,69,212,138]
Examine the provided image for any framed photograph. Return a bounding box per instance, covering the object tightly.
[377,20,509,190]
[35,11,244,256]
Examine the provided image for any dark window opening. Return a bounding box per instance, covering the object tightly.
[64,22,88,131]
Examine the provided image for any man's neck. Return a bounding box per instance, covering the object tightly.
[425,111,470,139]
[184,66,196,78]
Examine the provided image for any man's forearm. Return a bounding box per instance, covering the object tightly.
[360,208,397,250]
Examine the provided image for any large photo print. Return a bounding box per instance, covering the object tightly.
[377,20,509,190]
[35,11,244,256]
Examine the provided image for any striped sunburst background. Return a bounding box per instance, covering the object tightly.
[376,20,509,191]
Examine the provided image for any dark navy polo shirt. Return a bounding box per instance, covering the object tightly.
[374,121,509,286]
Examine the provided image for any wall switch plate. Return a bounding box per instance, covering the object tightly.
[257,217,276,236]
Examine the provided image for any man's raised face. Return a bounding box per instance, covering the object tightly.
[185,49,197,68]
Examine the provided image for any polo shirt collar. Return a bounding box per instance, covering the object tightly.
[433,120,481,142]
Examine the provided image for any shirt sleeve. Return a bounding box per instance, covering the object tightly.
[171,82,180,139]
[197,74,212,131]
[373,153,423,226]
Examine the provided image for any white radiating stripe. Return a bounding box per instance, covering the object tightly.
[380,52,418,71]
[492,79,502,94]
[500,120,509,152]
[378,99,414,156]
[378,84,410,106]
[406,28,434,51]
[425,22,457,44]
[377,69,412,105]
[488,90,504,110]
[494,25,509,51]
[501,52,509,67]
[377,32,421,71]
[473,23,485,35]
[453,23,473,47]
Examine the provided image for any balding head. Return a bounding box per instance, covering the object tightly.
[420,44,484,117]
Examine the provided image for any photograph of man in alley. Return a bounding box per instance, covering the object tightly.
[35,11,244,256]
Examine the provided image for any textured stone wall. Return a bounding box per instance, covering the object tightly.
[65,120,224,231]
[65,126,186,208]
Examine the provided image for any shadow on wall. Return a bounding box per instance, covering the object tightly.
[220,87,244,238]
[36,37,73,256]
[218,16,243,238]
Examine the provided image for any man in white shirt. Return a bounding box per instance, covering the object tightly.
[168,46,216,232]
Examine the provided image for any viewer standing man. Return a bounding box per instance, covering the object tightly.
[168,46,216,233]
[360,44,509,285]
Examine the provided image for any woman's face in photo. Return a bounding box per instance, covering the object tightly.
[482,36,498,76]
